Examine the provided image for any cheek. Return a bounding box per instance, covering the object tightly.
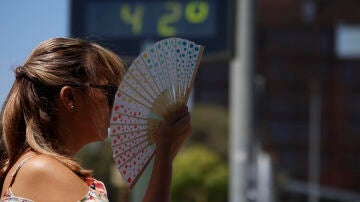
[88,109,108,131]
[97,111,110,128]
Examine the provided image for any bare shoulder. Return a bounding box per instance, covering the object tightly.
[10,155,89,202]
[18,155,74,177]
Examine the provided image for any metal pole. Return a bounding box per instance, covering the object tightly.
[229,0,254,201]
[257,152,274,202]
[308,82,322,202]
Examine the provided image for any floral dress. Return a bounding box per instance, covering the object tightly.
[1,157,109,202]
[80,177,108,202]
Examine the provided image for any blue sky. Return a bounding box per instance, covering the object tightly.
[0,0,69,105]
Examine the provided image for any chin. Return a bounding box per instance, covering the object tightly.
[99,129,109,140]
[97,133,108,141]
[89,130,108,142]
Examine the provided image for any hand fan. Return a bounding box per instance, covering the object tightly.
[109,37,204,189]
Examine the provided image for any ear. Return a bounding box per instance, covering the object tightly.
[59,86,78,112]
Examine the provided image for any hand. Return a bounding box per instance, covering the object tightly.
[156,105,192,160]
[145,106,191,201]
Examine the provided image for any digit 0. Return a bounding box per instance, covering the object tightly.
[185,1,209,24]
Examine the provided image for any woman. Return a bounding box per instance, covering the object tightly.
[0,37,191,201]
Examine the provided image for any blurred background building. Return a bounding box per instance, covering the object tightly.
[255,1,360,201]
[1,0,360,201]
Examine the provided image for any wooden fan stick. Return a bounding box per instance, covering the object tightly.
[151,60,177,111]
[153,38,180,115]
[113,139,150,160]
[162,39,178,104]
[128,78,168,117]
[140,57,163,94]
[147,119,162,143]
[128,151,155,189]
[139,57,174,112]
[111,128,148,137]
[122,79,154,107]
[111,133,148,148]
[151,40,205,121]
[132,64,170,111]
[127,69,157,102]
[115,144,155,187]
[155,46,176,104]
[183,45,198,99]
[118,90,153,112]
[184,46,204,102]
[111,113,151,121]
[176,38,193,104]
[150,89,175,118]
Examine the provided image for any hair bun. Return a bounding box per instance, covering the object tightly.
[15,66,30,80]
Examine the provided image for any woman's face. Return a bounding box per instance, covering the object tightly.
[78,85,114,142]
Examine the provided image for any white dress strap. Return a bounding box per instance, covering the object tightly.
[8,156,35,188]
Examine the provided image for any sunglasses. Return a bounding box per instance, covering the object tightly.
[88,84,118,106]
[65,83,118,106]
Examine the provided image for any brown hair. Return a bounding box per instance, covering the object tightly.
[0,37,125,183]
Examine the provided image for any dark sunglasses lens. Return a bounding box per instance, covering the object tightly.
[108,94,115,106]
[106,86,117,106]
[88,84,117,106]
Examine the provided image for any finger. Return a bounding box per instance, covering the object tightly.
[174,113,190,127]
[168,108,189,124]
[174,111,190,125]
[176,105,188,113]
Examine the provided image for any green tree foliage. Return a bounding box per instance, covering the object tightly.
[171,145,228,202]
[191,105,229,159]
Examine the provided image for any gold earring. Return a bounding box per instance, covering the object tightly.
[70,105,77,111]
